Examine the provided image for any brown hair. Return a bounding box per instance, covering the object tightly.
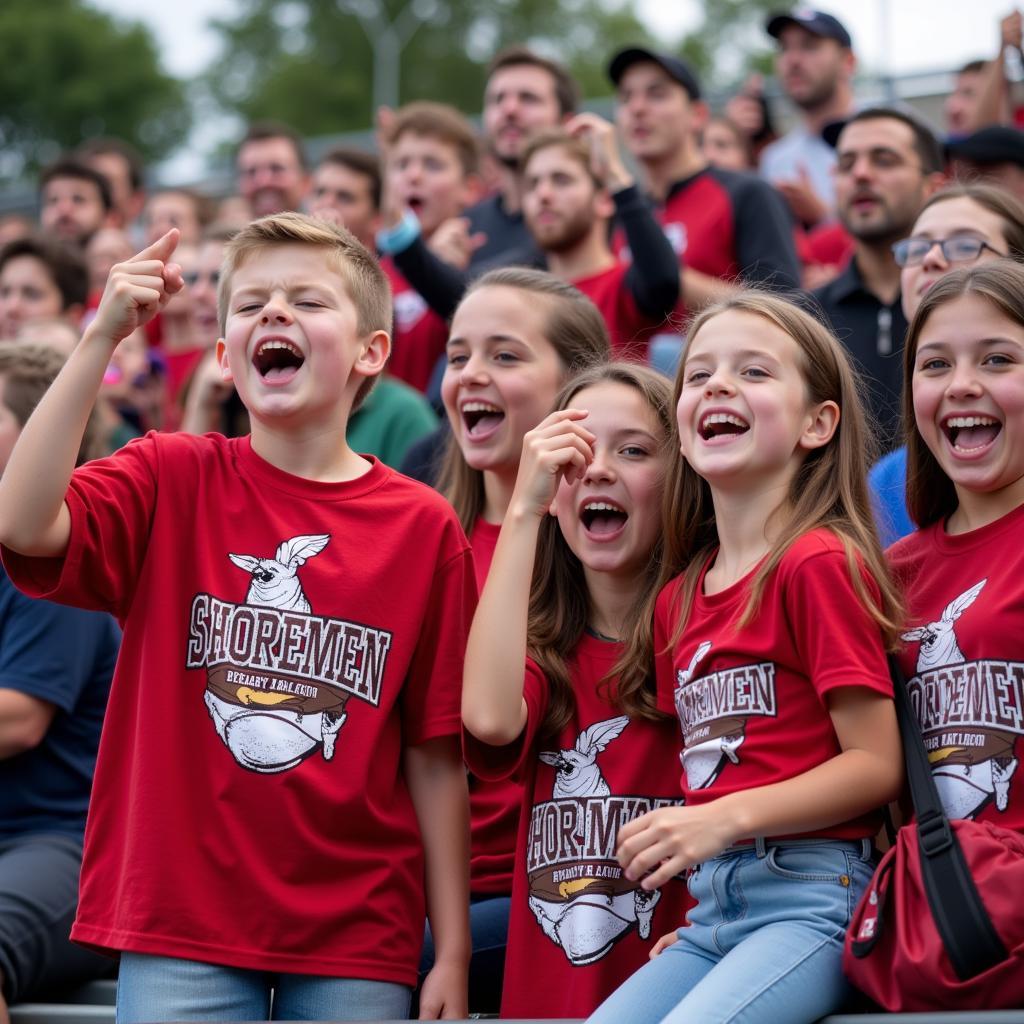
[0,234,89,310]
[519,129,602,188]
[661,291,903,651]
[439,267,611,532]
[76,136,146,192]
[38,158,113,213]
[386,102,480,177]
[914,182,1024,259]
[0,344,98,465]
[528,362,673,736]
[487,47,580,118]
[236,121,307,171]
[317,146,383,209]
[903,259,1024,528]
[218,212,391,409]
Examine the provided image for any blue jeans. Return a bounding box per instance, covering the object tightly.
[116,952,412,1022]
[585,837,875,1024]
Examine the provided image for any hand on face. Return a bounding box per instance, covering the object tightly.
[510,408,596,519]
[90,230,183,346]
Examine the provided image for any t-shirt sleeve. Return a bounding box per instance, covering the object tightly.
[463,657,550,781]
[0,586,115,712]
[1,434,159,620]
[784,547,893,701]
[401,541,477,745]
[731,176,801,291]
[653,583,678,716]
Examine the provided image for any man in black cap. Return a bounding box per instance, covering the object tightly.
[948,125,1024,201]
[761,9,857,226]
[608,46,800,311]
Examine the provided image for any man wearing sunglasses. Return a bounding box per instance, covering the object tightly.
[811,108,945,448]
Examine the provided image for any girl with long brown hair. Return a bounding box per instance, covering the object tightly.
[461,363,691,1019]
[585,291,903,1024]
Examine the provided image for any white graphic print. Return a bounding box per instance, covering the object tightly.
[188,534,392,774]
[902,579,1020,818]
[527,716,673,966]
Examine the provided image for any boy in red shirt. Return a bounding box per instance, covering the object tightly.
[379,102,482,394]
[0,214,474,1022]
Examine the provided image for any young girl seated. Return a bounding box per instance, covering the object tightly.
[586,292,904,1024]
[889,259,1024,829]
[431,267,610,1010]
[462,362,691,1019]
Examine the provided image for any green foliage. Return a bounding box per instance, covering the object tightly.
[204,0,656,135]
[0,0,190,173]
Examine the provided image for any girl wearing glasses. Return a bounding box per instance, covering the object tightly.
[870,184,1024,545]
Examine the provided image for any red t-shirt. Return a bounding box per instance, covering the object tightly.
[467,517,521,895]
[2,433,475,985]
[888,503,1024,830]
[654,530,892,841]
[571,264,661,362]
[465,634,691,1019]
[382,257,449,394]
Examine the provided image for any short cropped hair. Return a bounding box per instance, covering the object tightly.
[218,213,392,408]
[0,344,98,465]
[386,102,480,177]
[0,234,89,310]
[488,47,580,118]
[318,147,383,210]
[841,107,945,176]
[38,158,114,213]
[236,121,308,171]
[76,136,147,192]
[519,130,602,188]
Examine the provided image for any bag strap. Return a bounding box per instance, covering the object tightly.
[889,654,1008,979]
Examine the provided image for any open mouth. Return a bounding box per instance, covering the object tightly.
[580,501,628,537]
[253,338,304,383]
[461,401,504,438]
[943,415,1001,452]
[699,412,749,442]
[406,195,425,215]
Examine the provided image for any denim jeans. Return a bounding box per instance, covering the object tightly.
[116,952,412,1022]
[585,837,875,1024]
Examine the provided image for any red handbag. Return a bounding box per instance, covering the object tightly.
[843,657,1024,1011]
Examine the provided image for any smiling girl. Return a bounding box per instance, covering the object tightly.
[889,259,1024,827]
[585,292,903,1024]
[462,363,691,1018]
[434,267,609,1009]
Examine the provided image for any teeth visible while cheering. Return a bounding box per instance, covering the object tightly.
[702,412,747,428]
[462,402,501,413]
[946,416,997,427]
[257,340,301,355]
[584,502,623,512]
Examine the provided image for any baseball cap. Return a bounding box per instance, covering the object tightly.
[766,9,853,48]
[607,47,702,101]
[947,125,1024,168]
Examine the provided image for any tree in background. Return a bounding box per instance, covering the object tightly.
[0,0,190,176]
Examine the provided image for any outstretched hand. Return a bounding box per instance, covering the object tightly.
[510,408,596,519]
[90,230,183,345]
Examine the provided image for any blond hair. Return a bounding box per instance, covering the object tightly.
[217,212,392,408]
[528,362,673,736]
[662,291,903,650]
[438,268,611,532]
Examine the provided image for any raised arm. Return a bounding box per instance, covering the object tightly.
[0,231,182,556]
[461,409,595,746]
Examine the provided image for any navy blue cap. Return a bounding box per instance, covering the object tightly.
[947,125,1024,168]
[608,47,702,101]
[766,9,853,48]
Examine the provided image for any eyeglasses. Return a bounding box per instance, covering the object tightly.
[891,235,1005,267]
[183,270,220,287]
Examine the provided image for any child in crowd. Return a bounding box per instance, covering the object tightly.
[462,362,691,1018]
[889,259,1024,828]
[433,267,610,1011]
[380,102,482,394]
[586,292,903,1024]
[0,235,88,341]
[0,214,475,1022]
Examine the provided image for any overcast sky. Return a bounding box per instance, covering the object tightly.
[88,0,1018,180]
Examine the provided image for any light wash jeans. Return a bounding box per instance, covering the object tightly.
[585,837,875,1024]
[116,952,412,1022]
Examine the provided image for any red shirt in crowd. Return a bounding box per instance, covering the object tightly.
[382,257,449,394]
[654,530,892,841]
[2,433,475,985]
[572,263,662,361]
[467,517,521,896]
[465,633,691,1019]
[888,503,1024,831]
